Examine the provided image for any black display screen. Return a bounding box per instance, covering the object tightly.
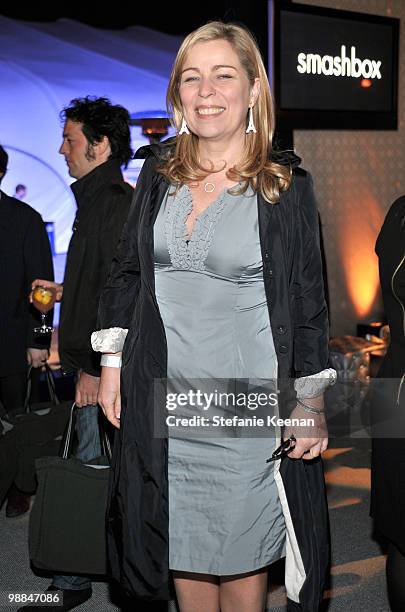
[272,1,399,129]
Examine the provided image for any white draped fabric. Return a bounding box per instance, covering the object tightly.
[0,16,180,252]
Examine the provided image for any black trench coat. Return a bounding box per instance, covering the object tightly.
[98,143,330,611]
[371,197,405,553]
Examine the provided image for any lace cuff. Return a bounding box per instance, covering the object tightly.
[294,368,337,399]
[91,328,128,353]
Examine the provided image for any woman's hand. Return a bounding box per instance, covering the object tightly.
[98,366,121,429]
[283,403,328,460]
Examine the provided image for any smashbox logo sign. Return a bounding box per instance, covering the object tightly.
[277,8,396,115]
[297,45,382,79]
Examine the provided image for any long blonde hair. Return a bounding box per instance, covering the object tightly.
[158,21,292,203]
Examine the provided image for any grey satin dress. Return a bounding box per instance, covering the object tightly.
[154,184,285,575]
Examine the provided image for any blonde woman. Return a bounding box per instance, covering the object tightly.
[93,22,334,612]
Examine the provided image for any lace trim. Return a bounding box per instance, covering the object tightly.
[165,186,192,269]
[91,327,128,353]
[165,185,227,270]
[294,368,337,398]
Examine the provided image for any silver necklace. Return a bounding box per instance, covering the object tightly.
[204,182,215,193]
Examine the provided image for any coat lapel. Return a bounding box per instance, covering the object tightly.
[138,171,169,302]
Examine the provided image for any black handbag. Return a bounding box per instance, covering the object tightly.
[0,427,18,506]
[29,403,112,575]
[0,366,71,501]
[13,365,72,492]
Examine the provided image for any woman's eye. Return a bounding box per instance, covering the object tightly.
[184,76,199,83]
[217,74,233,79]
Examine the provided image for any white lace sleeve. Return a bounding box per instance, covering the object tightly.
[294,368,337,398]
[91,328,128,353]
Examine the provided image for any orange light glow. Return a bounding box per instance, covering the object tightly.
[361,79,372,88]
[338,191,383,319]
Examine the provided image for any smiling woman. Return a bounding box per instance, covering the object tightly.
[179,39,258,141]
[94,20,333,612]
[160,22,292,205]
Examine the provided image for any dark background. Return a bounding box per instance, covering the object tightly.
[0,3,269,56]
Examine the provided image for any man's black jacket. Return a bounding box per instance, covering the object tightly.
[0,191,53,377]
[59,159,133,376]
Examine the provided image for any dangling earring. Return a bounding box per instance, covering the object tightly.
[179,117,190,135]
[245,106,256,134]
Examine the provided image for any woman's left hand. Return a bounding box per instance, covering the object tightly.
[283,404,328,460]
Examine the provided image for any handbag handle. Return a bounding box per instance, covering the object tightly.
[61,403,112,462]
[24,364,61,414]
[44,365,60,406]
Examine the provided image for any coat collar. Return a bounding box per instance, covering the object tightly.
[70,158,125,208]
[134,138,175,162]
[134,137,302,171]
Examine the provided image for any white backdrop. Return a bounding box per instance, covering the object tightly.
[0,16,180,253]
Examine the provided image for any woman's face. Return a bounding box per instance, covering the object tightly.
[179,39,259,144]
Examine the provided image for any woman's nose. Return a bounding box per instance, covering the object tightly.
[198,76,215,98]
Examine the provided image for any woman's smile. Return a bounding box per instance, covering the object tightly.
[195,105,226,118]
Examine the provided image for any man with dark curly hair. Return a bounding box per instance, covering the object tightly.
[25,97,134,612]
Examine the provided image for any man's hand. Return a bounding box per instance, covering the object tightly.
[30,279,63,302]
[283,402,328,460]
[75,371,100,407]
[98,367,121,429]
[27,348,49,368]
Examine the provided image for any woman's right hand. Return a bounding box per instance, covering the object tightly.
[98,366,121,429]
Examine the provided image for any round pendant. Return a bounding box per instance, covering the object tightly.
[204,182,215,193]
